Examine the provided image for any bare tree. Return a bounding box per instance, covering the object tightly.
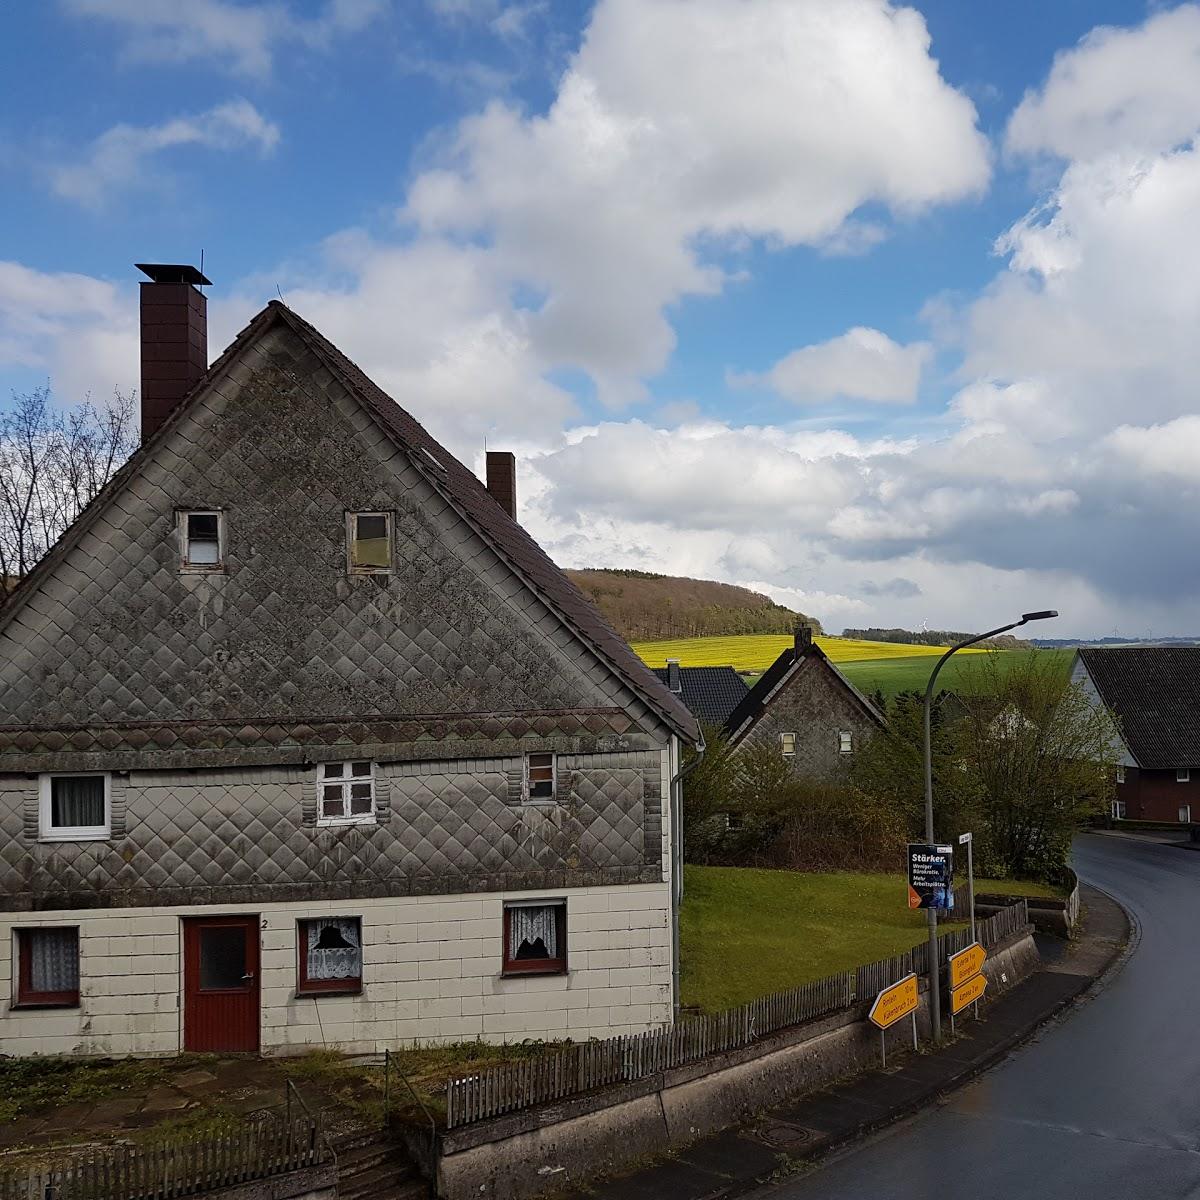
[0,387,137,589]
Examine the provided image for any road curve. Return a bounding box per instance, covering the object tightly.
[769,833,1200,1200]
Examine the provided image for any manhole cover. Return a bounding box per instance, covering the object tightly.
[759,1123,814,1147]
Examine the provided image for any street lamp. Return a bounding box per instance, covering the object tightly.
[922,609,1058,1043]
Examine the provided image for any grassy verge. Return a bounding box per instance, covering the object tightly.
[679,865,1058,1012]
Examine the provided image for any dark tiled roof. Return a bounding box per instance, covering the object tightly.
[0,301,700,746]
[650,666,747,727]
[1078,647,1200,768]
[723,642,886,741]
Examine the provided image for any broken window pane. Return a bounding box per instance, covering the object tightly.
[526,753,555,800]
[351,513,391,569]
[186,512,221,565]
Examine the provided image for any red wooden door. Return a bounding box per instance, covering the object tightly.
[183,915,260,1052]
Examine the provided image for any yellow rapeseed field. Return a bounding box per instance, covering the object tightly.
[631,633,985,673]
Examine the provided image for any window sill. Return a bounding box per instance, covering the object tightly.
[315,818,378,829]
[501,965,568,978]
[39,831,109,842]
[180,566,226,575]
[11,999,80,1010]
[295,986,363,998]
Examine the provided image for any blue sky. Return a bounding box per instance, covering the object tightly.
[3,0,1199,638]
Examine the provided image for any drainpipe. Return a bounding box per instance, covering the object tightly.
[669,731,705,1021]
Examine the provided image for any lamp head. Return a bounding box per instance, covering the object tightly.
[1020,610,1058,623]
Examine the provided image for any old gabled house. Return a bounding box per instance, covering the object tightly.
[0,264,698,1058]
[723,626,884,773]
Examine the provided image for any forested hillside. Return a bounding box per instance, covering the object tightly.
[843,626,1032,650]
[565,568,821,641]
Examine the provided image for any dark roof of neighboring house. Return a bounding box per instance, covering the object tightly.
[650,665,747,727]
[723,640,886,742]
[1077,647,1200,768]
[0,300,699,747]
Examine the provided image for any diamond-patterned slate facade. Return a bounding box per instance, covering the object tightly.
[0,320,673,911]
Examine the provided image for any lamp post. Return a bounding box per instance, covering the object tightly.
[922,609,1057,1044]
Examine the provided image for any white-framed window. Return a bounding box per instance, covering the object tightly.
[347,512,392,573]
[839,730,853,754]
[1178,768,1191,783]
[317,762,376,825]
[1111,799,1126,821]
[1181,805,1192,824]
[180,510,223,571]
[780,732,797,757]
[39,774,110,841]
[525,752,555,802]
[1116,764,1126,784]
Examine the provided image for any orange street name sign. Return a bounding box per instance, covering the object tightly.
[869,974,919,1030]
[951,971,987,1015]
[949,942,986,990]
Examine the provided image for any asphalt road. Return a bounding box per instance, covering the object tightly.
[771,833,1200,1200]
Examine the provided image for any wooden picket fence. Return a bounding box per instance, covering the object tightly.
[445,899,1029,1129]
[0,1115,329,1200]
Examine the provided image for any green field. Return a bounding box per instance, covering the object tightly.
[632,633,983,672]
[839,646,1076,700]
[680,865,1060,1011]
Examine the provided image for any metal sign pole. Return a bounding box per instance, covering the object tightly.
[911,1010,918,1051]
[881,1029,886,1069]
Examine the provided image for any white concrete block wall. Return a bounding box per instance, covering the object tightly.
[0,882,672,1057]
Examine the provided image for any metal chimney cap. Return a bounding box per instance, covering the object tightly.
[136,263,212,285]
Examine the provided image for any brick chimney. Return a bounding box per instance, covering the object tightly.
[794,623,813,654]
[136,263,211,441]
[486,451,517,519]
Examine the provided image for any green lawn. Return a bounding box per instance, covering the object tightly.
[679,865,1060,1012]
[839,647,1075,702]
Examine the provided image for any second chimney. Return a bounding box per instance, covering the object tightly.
[666,658,682,694]
[794,623,813,653]
[486,451,517,519]
[137,262,211,442]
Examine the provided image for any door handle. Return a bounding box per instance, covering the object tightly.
[242,973,255,981]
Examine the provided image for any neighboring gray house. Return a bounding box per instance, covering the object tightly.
[724,626,885,775]
[0,264,698,1058]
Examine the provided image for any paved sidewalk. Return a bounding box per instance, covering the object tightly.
[568,886,1129,1200]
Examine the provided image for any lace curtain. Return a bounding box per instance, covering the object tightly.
[305,918,361,980]
[510,905,557,958]
[30,929,79,992]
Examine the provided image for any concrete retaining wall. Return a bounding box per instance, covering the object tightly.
[434,928,1040,1200]
[976,869,1080,937]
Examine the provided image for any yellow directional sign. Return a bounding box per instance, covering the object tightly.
[949,942,987,990]
[869,973,919,1030]
[951,971,987,1015]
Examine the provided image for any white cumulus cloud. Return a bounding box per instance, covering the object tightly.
[50,100,280,208]
[741,327,932,405]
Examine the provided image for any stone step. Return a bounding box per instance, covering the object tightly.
[340,1161,417,1200]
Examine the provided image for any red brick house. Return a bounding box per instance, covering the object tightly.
[1073,647,1200,822]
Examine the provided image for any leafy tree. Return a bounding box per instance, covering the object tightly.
[0,387,136,586]
[955,652,1116,882]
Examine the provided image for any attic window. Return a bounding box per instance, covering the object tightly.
[839,730,853,754]
[780,732,797,758]
[348,513,392,573]
[1178,769,1191,783]
[182,511,222,571]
